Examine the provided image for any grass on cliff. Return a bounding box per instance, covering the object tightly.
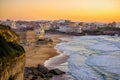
[0,24,25,69]
[0,36,25,64]
[0,24,11,29]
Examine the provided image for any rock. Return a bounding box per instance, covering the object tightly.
[37,64,49,74]
[31,76,37,80]
[25,67,32,74]
[49,69,65,75]
[46,73,53,78]
[31,67,39,76]
[24,65,66,80]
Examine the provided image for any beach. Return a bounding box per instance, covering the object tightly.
[24,34,67,67]
[24,34,75,80]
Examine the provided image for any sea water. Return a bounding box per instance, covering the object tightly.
[55,36,120,80]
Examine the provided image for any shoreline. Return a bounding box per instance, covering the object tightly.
[44,35,75,80]
[24,34,70,66]
[24,34,66,67]
[24,34,74,80]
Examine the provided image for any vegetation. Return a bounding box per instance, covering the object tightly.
[0,36,25,69]
[0,24,25,70]
[83,30,102,35]
[98,27,120,31]
[0,24,11,29]
[82,27,120,35]
[1,32,12,40]
[0,24,19,42]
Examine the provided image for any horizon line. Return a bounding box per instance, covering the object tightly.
[0,19,120,23]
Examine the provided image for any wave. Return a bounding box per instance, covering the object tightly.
[55,36,120,80]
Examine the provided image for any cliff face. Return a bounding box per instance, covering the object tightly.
[0,24,19,42]
[0,55,25,80]
[0,24,25,80]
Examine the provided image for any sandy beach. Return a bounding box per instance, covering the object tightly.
[24,34,75,80]
[24,34,69,67]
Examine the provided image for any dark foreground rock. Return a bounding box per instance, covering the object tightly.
[24,64,65,80]
[49,69,65,75]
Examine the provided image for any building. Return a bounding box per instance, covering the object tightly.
[5,19,12,26]
[116,22,120,28]
[11,21,17,29]
[82,23,97,31]
[26,30,36,43]
[39,22,51,30]
[34,23,48,39]
[57,22,83,33]
[34,27,42,39]
[13,27,26,43]
[15,28,36,44]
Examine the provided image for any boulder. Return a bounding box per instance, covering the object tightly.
[49,69,65,75]
[37,64,49,74]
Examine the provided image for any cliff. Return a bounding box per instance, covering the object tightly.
[0,55,25,80]
[0,24,25,80]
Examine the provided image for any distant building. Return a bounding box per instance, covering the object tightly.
[26,30,36,43]
[57,22,83,33]
[5,19,18,29]
[82,23,98,31]
[107,22,116,27]
[34,23,49,39]
[103,31,119,35]
[15,28,36,44]
[34,26,42,39]
[116,22,120,28]
[6,19,12,26]
[39,22,51,30]
[11,21,17,29]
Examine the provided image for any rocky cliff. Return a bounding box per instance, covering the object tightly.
[0,55,25,80]
[0,24,25,80]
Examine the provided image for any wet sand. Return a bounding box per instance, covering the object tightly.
[44,53,75,80]
[44,53,69,69]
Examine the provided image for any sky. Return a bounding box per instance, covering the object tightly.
[0,0,120,22]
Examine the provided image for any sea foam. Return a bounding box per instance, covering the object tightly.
[55,36,120,80]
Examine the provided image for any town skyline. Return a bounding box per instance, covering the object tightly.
[1,0,120,22]
[1,18,119,23]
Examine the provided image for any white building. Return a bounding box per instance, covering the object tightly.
[116,22,120,28]
[5,19,18,29]
[57,25,82,33]
[39,22,51,30]
[34,23,47,39]
[11,21,17,29]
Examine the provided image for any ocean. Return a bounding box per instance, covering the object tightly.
[45,36,120,80]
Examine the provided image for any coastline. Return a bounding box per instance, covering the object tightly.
[24,34,67,67]
[44,35,75,80]
[24,34,75,80]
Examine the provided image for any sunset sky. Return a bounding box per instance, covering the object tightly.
[0,0,120,22]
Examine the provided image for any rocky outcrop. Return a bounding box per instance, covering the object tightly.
[0,24,19,42]
[0,55,25,80]
[0,24,25,80]
[24,64,65,80]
